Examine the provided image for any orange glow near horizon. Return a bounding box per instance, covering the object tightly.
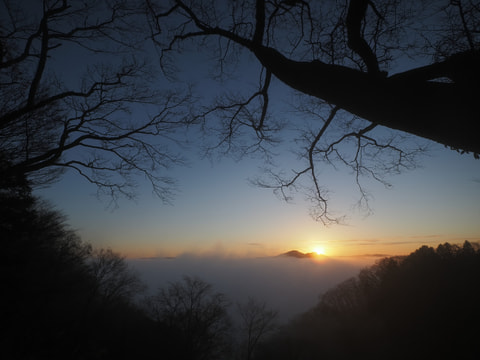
[313,247,326,256]
[97,230,480,261]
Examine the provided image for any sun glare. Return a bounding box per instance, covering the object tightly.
[313,247,326,256]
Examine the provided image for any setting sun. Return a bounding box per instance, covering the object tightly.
[313,247,326,256]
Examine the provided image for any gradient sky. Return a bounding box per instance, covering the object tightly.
[36,140,480,260]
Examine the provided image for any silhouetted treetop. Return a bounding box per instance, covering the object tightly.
[144,276,232,360]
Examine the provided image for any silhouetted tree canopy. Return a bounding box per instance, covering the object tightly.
[0,0,190,204]
[2,1,479,219]
[256,241,480,360]
[2,1,478,219]
[148,0,479,221]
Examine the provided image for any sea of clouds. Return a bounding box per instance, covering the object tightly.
[128,254,375,322]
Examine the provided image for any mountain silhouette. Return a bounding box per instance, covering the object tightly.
[279,250,326,259]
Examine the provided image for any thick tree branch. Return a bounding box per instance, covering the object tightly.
[346,0,380,74]
[154,2,479,156]
[252,45,479,156]
[253,0,266,45]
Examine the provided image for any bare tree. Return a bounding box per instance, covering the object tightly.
[145,276,232,360]
[89,248,145,305]
[147,0,479,222]
[237,297,278,360]
[0,0,190,204]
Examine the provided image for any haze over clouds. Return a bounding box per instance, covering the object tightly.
[129,253,371,322]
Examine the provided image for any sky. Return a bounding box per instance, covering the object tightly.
[36,142,480,260]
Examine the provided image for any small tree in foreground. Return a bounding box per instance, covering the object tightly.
[145,276,232,360]
[89,248,146,306]
[237,297,278,360]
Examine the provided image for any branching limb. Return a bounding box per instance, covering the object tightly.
[306,106,339,222]
[192,67,279,160]
[254,105,340,224]
[254,102,424,223]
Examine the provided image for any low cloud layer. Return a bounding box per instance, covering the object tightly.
[129,254,369,322]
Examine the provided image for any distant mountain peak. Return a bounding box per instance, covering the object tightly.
[279,250,322,259]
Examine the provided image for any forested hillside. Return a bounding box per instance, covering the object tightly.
[256,241,480,359]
